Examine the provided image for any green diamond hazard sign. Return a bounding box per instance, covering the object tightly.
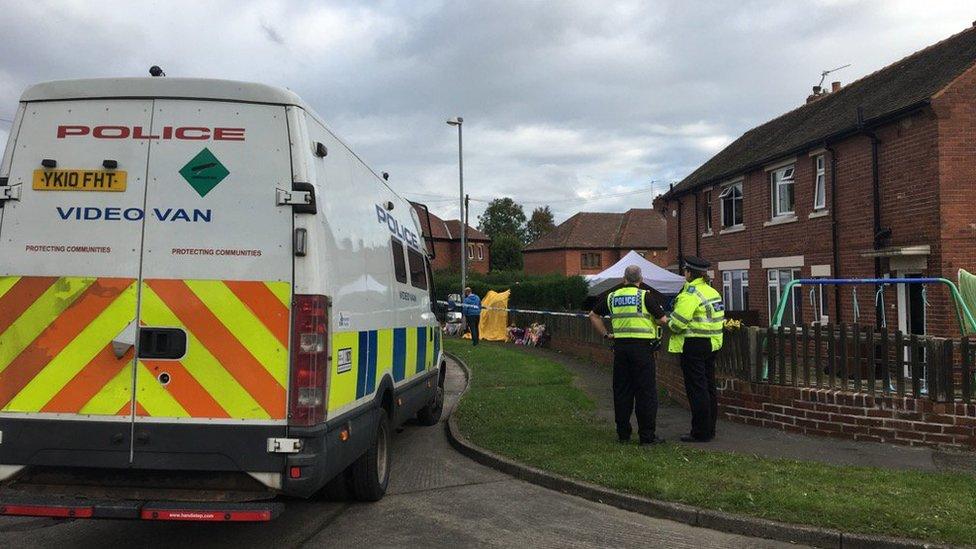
[179,148,229,197]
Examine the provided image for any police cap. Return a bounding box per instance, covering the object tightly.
[682,255,710,272]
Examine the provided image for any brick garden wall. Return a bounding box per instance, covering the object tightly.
[543,330,976,450]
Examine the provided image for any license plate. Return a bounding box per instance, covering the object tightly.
[32,169,127,192]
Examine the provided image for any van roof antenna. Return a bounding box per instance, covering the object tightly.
[817,64,850,88]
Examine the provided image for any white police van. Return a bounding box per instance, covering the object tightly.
[0,77,444,520]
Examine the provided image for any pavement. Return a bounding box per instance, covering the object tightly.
[523,345,974,473]
[0,360,797,548]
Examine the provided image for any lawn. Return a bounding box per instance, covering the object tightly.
[446,339,976,545]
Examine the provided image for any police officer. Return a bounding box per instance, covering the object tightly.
[667,256,725,442]
[589,265,667,445]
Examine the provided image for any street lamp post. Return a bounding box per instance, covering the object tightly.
[446,117,465,301]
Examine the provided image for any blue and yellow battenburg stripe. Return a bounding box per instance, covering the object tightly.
[328,326,440,413]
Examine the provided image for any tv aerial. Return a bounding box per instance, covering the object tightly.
[818,64,850,88]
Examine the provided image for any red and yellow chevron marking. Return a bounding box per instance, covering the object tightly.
[137,279,290,420]
[0,276,138,415]
[0,276,291,421]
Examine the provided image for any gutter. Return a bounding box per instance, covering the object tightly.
[663,100,931,201]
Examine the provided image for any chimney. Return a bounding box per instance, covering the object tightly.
[806,85,823,104]
[831,81,841,93]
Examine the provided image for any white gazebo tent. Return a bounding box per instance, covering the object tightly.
[585,250,686,296]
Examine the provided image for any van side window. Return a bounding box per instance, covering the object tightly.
[391,238,407,284]
[407,248,428,290]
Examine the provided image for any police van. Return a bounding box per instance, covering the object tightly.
[0,77,444,520]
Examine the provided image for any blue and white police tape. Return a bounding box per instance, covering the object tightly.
[436,300,595,318]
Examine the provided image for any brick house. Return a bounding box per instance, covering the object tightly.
[657,25,976,338]
[523,208,669,276]
[412,204,490,274]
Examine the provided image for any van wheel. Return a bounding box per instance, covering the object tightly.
[349,412,391,502]
[416,385,444,426]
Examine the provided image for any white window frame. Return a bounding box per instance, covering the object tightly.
[722,270,749,311]
[467,243,474,260]
[477,243,484,260]
[770,164,795,218]
[703,189,713,233]
[719,181,743,228]
[767,268,802,325]
[813,155,826,211]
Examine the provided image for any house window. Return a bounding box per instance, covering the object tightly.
[770,165,795,218]
[581,252,602,269]
[719,182,743,228]
[467,244,475,260]
[477,244,484,260]
[813,155,826,210]
[722,270,749,311]
[703,189,713,233]
[768,268,802,325]
[391,237,407,284]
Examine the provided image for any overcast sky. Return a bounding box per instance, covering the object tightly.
[0,1,972,224]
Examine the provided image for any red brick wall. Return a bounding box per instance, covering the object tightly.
[524,248,669,276]
[544,331,976,450]
[430,239,489,274]
[663,106,960,335]
[935,63,976,328]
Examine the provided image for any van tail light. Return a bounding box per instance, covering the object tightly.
[289,294,328,426]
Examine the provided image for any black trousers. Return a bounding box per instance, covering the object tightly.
[612,341,658,442]
[680,337,718,440]
[467,316,480,345]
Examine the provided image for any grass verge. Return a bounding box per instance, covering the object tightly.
[447,339,976,545]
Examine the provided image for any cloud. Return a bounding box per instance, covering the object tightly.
[0,0,971,225]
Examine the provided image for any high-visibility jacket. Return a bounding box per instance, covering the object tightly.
[607,286,660,340]
[668,277,725,353]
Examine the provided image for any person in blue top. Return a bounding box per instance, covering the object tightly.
[462,287,482,346]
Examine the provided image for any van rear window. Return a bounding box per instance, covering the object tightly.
[407,248,427,290]
[391,238,407,284]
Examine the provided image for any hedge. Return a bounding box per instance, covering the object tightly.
[433,270,588,312]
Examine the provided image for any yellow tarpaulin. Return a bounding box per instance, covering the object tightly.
[463,289,510,341]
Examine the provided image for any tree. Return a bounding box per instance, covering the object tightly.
[489,233,524,271]
[526,205,556,244]
[477,197,527,243]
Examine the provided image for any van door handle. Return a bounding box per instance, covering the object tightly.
[138,328,187,360]
[111,319,137,359]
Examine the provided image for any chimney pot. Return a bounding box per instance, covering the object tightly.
[831,81,841,92]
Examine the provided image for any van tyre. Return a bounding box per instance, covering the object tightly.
[416,385,444,426]
[350,412,391,502]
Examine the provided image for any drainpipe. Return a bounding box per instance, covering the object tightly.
[825,142,842,322]
[694,192,701,256]
[857,107,889,329]
[676,198,683,266]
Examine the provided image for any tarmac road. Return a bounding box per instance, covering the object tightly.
[0,360,798,548]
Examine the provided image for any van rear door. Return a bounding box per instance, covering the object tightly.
[132,100,292,443]
[0,100,150,430]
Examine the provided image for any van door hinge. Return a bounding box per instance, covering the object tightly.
[276,187,312,207]
[267,437,302,454]
[0,183,22,202]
